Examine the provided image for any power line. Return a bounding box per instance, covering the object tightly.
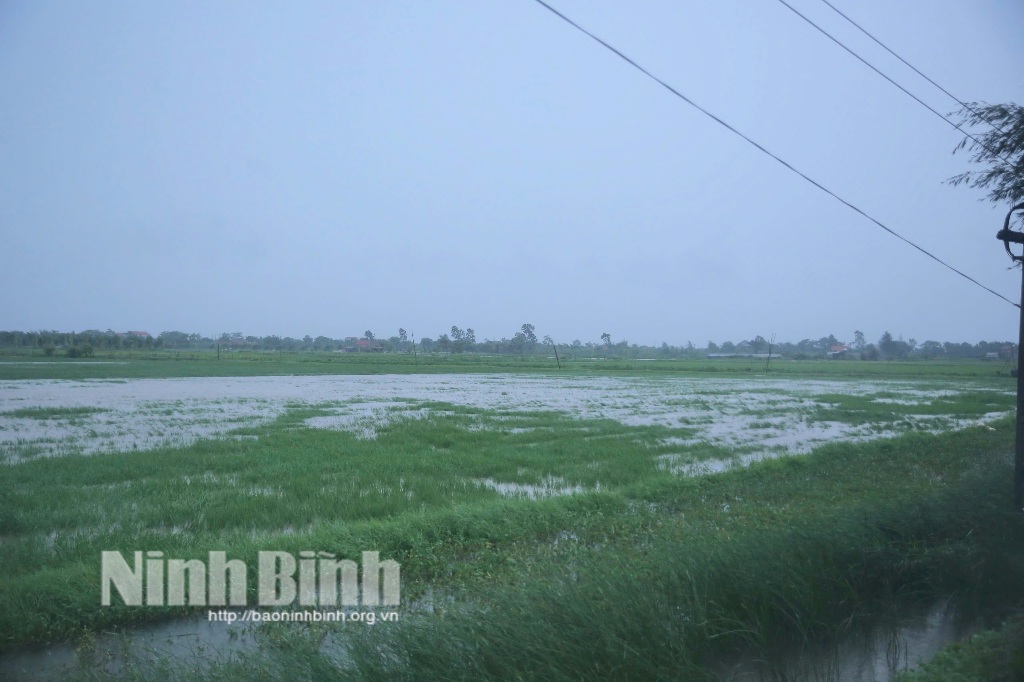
[530,0,1018,309]
[815,0,1008,135]
[772,0,1014,167]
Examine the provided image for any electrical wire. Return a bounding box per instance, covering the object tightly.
[773,0,1015,167]
[530,0,1018,309]
[815,0,1008,135]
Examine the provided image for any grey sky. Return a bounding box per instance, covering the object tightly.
[2,1,1022,346]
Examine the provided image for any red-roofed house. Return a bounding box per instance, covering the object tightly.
[828,345,850,359]
[354,338,383,352]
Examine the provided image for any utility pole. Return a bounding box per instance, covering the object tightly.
[763,334,776,374]
[995,202,1024,511]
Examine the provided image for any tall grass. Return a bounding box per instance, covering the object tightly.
[345,472,1024,681]
[66,449,1024,681]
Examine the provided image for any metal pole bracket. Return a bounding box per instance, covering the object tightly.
[997,202,1024,262]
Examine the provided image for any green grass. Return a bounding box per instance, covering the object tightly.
[806,391,1015,426]
[1,410,1022,641]
[0,347,1015,381]
[343,470,1024,682]
[32,418,1024,681]
[896,618,1024,681]
[0,406,109,420]
[0,406,706,584]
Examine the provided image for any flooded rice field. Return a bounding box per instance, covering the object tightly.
[0,373,1011,464]
[0,373,1016,680]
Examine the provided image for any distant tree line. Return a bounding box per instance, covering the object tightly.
[0,327,1015,361]
[0,329,159,357]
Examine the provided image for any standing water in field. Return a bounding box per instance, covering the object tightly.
[0,596,985,681]
[0,374,1011,462]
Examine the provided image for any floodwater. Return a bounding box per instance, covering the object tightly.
[0,594,441,681]
[0,616,263,681]
[476,475,591,498]
[0,374,1011,463]
[0,596,981,681]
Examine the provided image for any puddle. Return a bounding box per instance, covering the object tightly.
[476,476,591,499]
[657,451,774,476]
[304,404,436,440]
[0,590,452,681]
[0,615,264,681]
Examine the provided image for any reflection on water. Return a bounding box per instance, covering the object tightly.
[0,590,456,681]
[716,599,981,681]
[0,616,262,681]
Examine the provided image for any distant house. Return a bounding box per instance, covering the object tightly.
[115,331,152,340]
[827,345,850,359]
[353,338,384,352]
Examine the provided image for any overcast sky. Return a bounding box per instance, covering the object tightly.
[2,1,1022,346]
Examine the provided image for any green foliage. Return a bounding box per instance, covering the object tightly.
[896,618,1024,682]
[1,406,108,420]
[948,101,1024,205]
[65,344,93,358]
